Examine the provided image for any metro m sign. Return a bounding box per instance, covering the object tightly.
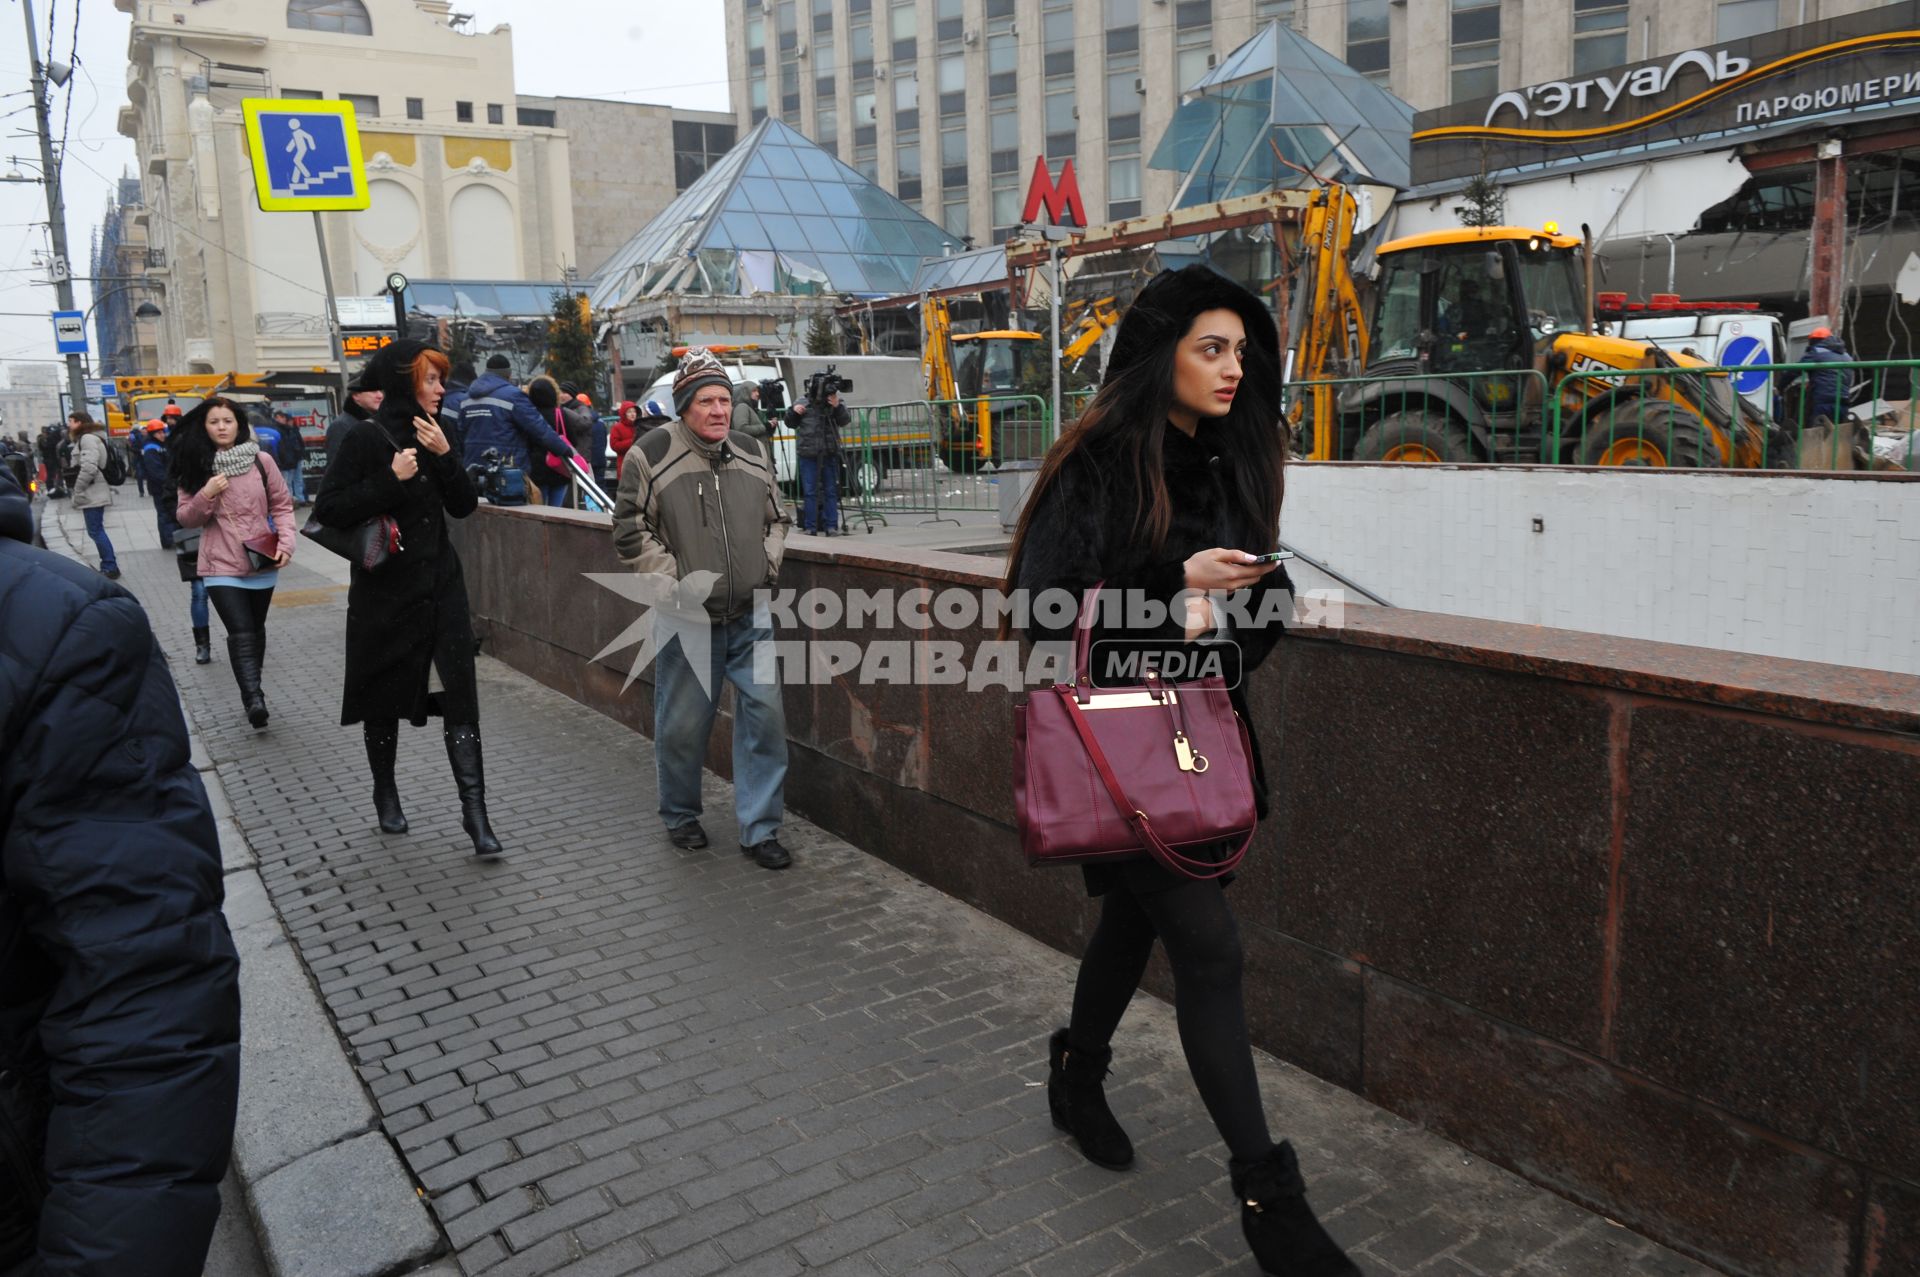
[1022,157,1086,229]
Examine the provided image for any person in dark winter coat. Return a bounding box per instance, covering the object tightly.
[0,463,241,1277]
[1006,266,1355,1277]
[1800,326,1852,425]
[456,354,575,498]
[138,420,175,547]
[325,375,384,467]
[786,388,850,535]
[311,339,501,856]
[156,418,215,667]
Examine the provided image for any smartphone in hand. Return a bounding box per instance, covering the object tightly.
[1246,550,1295,565]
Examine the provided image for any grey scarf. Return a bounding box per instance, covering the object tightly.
[211,440,262,477]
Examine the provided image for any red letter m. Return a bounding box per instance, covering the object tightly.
[1021,157,1087,228]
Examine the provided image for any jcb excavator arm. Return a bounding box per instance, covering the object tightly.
[1285,184,1368,460]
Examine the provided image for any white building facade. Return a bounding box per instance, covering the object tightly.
[115,0,577,374]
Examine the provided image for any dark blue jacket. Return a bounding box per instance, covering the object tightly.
[457,373,572,472]
[1801,335,1852,422]
[0,467,239,1276]
[137,438,169,491]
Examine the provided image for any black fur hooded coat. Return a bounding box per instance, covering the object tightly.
[1011,267,1293,890]
[312,339,480,727]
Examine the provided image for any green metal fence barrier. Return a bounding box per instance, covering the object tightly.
[1549,359,1920,470]
[792,395,1057,522]
[1281,369,1553,463]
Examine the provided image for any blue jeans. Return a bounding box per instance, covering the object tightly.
[190,578,209,629]
[285,464,306,503]
[153,492,179,548]
[82,506,117,572]
[798,455,839,533]
[654,615,787,846]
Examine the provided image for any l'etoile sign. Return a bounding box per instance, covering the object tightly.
[1411,2,1920,184]
[1480,49,1753,128]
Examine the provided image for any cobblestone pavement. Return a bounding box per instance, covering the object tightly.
[47,498,1719,1276]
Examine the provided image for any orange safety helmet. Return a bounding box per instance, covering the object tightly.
[1809,326,1833,339]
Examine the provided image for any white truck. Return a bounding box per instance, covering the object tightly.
[1597,295,1787,419]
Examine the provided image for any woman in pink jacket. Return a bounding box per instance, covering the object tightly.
[174,396,296,729]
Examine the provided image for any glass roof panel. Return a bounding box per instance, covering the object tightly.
[815,183,861,217]
[741,177,790,215]
[793,215,850,253]
[814,253,870,292]
[1154,19,1414,203]
[450,284,501,316]
[782,181,827,216]
[590,116,965,309]
[764,215,815,254]
[760,144,809,180]
[720,210,769,246]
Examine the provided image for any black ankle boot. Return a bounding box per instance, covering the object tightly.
[228,632,268,728]
[443,725,502,856]
[193,625,212,665]
[1047,1028,1134,1170]
[1229,1143,1359,1277]
[363,721,408,834]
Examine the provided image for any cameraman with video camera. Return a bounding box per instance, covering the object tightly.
[786,368,852,536]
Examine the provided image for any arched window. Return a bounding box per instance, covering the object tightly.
[287,0,371,36]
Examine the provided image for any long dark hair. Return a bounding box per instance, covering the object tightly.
[1004,278,1287,607]
[168,395,252,495]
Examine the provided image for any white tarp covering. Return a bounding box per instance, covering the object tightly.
[1391,151,1752,243]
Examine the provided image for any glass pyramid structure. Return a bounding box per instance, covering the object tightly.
[1149,20,1415,207]
[588,119,964,312]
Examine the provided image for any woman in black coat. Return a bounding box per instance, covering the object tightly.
[1006,267,1355,1277]
[313,339,501,855]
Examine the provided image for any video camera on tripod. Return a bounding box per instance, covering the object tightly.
[803,365,853,404]
[465,447,527,506]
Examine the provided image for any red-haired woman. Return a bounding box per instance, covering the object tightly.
[313,340,500,856]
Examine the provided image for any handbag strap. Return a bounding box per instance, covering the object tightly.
[1054,686,1254,880]
[253,455,277,532]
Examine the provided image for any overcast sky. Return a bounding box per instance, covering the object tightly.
[0,1,728,384]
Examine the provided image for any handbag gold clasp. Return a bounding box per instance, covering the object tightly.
[1173,731,1208,774]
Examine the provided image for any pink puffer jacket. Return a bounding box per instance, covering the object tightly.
[176,455,296,577]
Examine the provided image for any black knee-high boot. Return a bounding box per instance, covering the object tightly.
[443,724,501,856]
[363,721,408,834]
[228,631,268,728]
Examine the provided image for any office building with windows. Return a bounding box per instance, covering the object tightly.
[724,0,1900,248]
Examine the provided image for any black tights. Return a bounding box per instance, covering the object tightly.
[1068,878,1274,1164]
[206,584,273,639]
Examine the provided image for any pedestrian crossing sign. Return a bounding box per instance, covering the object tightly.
[242,99,369,212]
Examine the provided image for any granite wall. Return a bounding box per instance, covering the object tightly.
[451,505,1920,1277]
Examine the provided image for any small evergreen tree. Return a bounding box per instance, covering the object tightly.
[1456,172,1507,228]
[545,289,609,398]
[805,311,840,357]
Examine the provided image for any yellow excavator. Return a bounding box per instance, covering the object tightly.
[920,295,1048,465]
[1289,188,1784,467]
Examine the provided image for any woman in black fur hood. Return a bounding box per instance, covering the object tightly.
[312,338,500,856]
[1008,266,1356,1277]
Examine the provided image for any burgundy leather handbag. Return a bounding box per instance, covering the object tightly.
[1012,582,1258,879]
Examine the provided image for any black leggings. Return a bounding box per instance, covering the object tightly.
[206,584,273,638]
[1068,877,1274,1164]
